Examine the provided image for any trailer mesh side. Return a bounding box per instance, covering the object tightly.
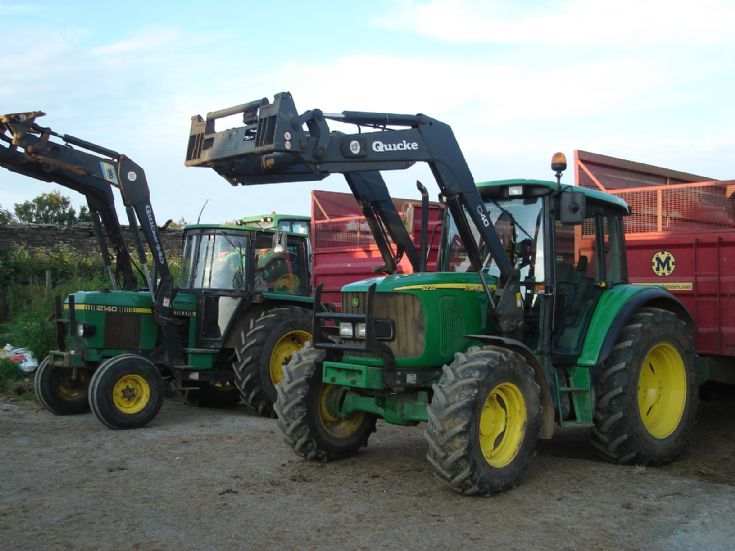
[582,181,735,236]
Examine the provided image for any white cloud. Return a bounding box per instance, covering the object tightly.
[379,0,735,47]
[89,28,183,57]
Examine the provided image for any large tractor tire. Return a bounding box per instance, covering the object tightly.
[591,307,698,465]
[425,346,542,496]
[88,354,164,430]
[233,307,311,418]
[183,382,241,408]
[275,345,377,460]
[34,356,91,415]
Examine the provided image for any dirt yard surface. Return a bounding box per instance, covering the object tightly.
[1,387,734,551]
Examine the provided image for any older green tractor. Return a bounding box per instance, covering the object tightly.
[1,111,312,428]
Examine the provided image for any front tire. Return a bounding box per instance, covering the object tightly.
[34,356,91,415]
[591,308,698,465]
[233,307,311,417]
[88,354,164,430]
[275,345,377,460]
[425,346,542,495]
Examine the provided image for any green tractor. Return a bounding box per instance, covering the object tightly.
[54,221,311,428]
[186,93,698,493]
[1,112,312,428]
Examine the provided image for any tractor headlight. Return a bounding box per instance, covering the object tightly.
[76,323,96,338]
[355,323,367,338]
[338,322,353,337]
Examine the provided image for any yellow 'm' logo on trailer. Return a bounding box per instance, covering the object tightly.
[652,251,676,277]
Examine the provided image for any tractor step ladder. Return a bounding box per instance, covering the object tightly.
[554,366,593,427]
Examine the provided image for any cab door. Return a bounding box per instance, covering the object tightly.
[552,202,626,361]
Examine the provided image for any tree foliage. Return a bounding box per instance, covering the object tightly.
[0,204,13,224]
[13,191,91,226]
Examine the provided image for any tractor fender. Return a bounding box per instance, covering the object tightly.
[578,285,693,369]
[465,334,555,439]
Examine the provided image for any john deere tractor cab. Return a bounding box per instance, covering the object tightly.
[0,112,312,428]
[178,220,312,417]
[186,92,698,494]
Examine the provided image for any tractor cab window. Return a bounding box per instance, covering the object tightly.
[179,233,198,288]
[278,220,310,235]
[185,232,248,291]
[253,232,308,295]
[553,202,626,358]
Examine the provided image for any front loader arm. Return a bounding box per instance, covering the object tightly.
[185,93,511,277]
[186,92,523,336]
[1,112,181,360]
[0,113,137,290]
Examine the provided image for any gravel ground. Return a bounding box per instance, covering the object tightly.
[1,386,734,551]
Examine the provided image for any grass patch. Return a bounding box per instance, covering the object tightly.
[0,358,34,399]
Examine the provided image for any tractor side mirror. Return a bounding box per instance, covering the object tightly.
[272,230,287,253]
[560,191,586,224]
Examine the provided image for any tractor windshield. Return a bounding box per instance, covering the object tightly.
[444,196,545,283]
[180,231,249,290]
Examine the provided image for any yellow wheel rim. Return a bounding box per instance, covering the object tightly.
[54,371,88,401]
[638,343,687,439]
[318,384,365,438]
[112,374,150,414]
[479,382,527,468]
[269,330,311,385]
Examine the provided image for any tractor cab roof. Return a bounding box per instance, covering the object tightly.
[182,223,308,238]
[476,179,630,214]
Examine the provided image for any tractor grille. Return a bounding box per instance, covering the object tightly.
[104,312,141,349]
[342,291,424,358]
[438,296,463,356]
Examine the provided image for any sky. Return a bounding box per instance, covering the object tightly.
[2,0,734,224]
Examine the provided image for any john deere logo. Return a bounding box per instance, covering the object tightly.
[351,297,360,308]
[652,251,676,277]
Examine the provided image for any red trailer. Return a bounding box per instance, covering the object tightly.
[575,150,735,383]
[310,190,443,306]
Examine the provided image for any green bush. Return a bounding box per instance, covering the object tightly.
[0,358,24,383]
[0,358,36,400]
[0,246,110,360]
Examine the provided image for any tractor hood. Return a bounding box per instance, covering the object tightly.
[341,271,498,294]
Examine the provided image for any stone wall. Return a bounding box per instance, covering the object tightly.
[0,223,183,259]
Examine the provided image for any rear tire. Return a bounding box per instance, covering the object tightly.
[233,307,311,417]
[89,354,164,430]
[275,345,377,460]
[34,356,91,415]
[425,346,541,495]
[591,308,698,465]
